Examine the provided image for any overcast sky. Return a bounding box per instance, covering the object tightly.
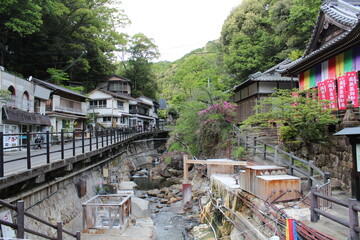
[120,0,240,62]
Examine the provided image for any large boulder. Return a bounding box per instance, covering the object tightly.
[131,197,151,218]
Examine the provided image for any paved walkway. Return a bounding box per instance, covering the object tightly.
[2,131,151,176]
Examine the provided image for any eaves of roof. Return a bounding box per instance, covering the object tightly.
[32,78,87,99]
[279,21,360,75]
[94,89,135,100]
[232,59,297,91]
[280,0,360,76]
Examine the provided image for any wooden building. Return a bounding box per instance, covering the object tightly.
[278,0,360,111]
[230,59,298,122]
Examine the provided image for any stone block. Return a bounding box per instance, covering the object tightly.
[131,197,151,218]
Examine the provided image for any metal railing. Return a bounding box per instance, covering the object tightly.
[0,125,164,178]
[311,186,360,240]
[0,199,80,240]
[233,125,331,188]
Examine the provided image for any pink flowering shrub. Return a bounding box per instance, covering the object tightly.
[196,101,237,155]
[198,101,237,125]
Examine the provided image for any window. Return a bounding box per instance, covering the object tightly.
[120,117,125,124]
[109,82,128,93]
[117,100,124,109]
[103,117,111,122]
[90,100,106,108]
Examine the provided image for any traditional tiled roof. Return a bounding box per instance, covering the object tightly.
[32,78,87,99]
[279,0,360,75]
[322,0,360,27]
[92,88,135,100]
[233,59,297,90]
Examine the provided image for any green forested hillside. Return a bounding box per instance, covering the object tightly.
[155,0,323,157]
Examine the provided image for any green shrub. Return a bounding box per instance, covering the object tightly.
[231,146,245,160]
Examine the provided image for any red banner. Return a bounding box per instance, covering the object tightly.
[346,71,359,108]
[317,81,328,101]
[326,79,337,109]
[337,76,348,110]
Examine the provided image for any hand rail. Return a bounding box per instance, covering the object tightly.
[0,199,79,240]
[233,125,331,187]
[0,126,164,178]
[310,186,360,239]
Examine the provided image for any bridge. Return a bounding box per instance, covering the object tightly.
[0,127,169,198]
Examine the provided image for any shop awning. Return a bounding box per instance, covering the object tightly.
[2,107,51,125]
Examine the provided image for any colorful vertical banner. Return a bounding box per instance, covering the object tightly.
[286,218,298,240]
[325,79,338,109]
[336,53,344,77]
[299,72,304,90]
[337,76,348,110]
[304,70,310,90]
[328,57,336,79]
[346,71,359,107]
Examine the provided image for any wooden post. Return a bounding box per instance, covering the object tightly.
[349,198,359,240]
[274,145,279,165]
[262,144,267,160]
[16,200,25,239]
[288,152,294,175]
[310,186,319,222]
[76,231,81,240]
[253,137,257,156]
[308,161,314,189]
[226,140,230,159]
[57,221,63,240]
[183,155,189,183]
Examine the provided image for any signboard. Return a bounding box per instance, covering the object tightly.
[0,210,16,239]
[325,79,338,109]
[346,71,359,108]
[337,76,348,110]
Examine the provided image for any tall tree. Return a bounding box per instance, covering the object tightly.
[220,0,321,82]
[119,33,159,99]
[0,0,129,91]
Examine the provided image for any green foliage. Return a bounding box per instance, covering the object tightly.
[231,146,245,160]
[279,125,297,142]
[1,0,129,91]
[220,0,321,81]
[243,89,338,144]
[119,33,159,99]
[0,90,12,102]
[158,109,167,120]
[168,141,187,152]
[46,68,69,85]
[165,157,172,164]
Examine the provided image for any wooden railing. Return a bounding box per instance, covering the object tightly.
[233,126,331,188]
[311,186,360,240]
[0,199,80,240]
